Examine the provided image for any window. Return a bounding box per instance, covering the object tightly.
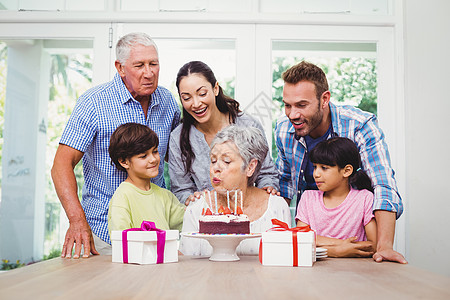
[271,41,379,159]
[0,17,405,262]
[272,41,378,115]
[45,49,93,255]
[0,23,109,264]
[252,25,399,227]
[0,42,6,202]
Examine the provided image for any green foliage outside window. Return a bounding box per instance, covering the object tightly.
[1,259,25,270]
[272,56,377,114]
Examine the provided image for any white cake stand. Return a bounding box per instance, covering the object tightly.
[181,232,261,261]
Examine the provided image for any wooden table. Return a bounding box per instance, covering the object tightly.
[1,255,449,299]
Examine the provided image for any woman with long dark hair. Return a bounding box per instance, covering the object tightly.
[168,61,279,204]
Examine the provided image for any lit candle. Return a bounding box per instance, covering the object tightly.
[240,190,243,210]
[234,190,238,214]
[227,190,230,209]
[214,190,218,213]
[208,190,212,209]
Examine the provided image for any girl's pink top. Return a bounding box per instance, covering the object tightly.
[295,188,374,241]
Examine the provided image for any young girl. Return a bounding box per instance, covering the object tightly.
[107,123,186,238]
[296,137,377,258]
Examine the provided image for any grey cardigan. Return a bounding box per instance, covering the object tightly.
[168,113,279,203]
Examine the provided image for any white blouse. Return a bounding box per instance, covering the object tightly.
[180,194,291,256]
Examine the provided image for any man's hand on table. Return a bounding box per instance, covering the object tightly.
[373,246,408,264]
[62,219,99,259]
[373,210,408,264]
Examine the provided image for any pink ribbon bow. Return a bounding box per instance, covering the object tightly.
[122,221,166,264]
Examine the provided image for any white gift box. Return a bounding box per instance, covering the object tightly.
[260,230,316,267]
[111,230,179,265]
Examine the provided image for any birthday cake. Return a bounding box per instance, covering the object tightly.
[199,190,250,234]
[199,207,250,234]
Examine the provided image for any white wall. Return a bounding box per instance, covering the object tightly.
[404,0,450,276]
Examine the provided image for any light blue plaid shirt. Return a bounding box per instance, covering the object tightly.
[59,73,181,244]
[275,102,403,218]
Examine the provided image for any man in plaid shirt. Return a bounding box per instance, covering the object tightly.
[275,61,406,263]
[51,33,180,259]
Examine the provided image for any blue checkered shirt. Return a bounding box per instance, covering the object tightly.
[59,73,181,244]
[275,102,403,218]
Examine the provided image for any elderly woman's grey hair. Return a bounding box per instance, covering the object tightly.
[211,125,268,186]
[116,32,159,65]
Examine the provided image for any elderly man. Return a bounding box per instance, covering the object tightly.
[51,32,180,258]
[275,61,407,264]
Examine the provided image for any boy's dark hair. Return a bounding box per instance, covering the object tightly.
[109,123,159,172]
[309,137,373,193]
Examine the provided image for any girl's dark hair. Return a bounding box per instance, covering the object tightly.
[309,137,373,192]
[109,123,159,172]
[176,61,241,174]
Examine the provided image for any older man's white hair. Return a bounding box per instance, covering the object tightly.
[115,32,159,65]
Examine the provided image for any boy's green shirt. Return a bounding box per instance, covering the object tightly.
[108,182,185,236]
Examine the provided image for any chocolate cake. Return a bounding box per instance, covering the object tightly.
[199,212,250,234]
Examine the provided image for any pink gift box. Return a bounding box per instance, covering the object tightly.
[111,221,179,265]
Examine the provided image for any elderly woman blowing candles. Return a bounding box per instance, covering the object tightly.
[180,125,291,256]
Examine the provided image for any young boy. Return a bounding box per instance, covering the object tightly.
[107,123,185,236]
